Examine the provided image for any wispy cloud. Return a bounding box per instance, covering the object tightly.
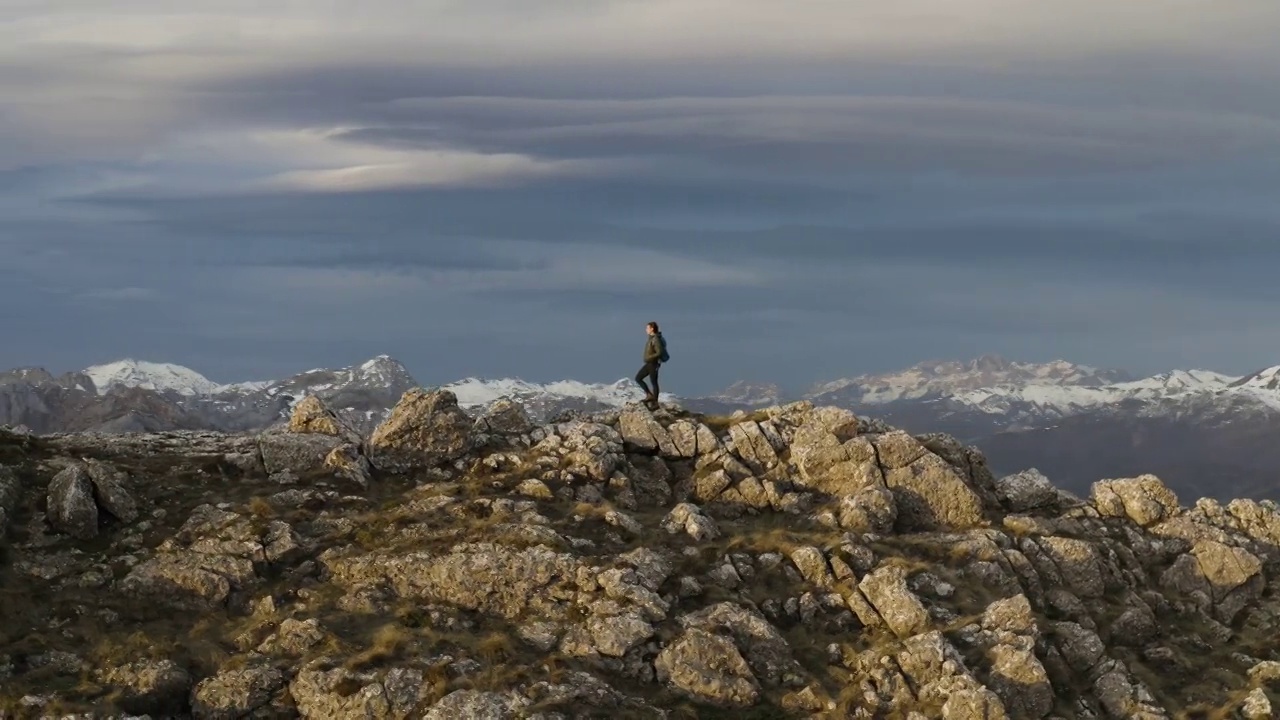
[2,1,1280,388]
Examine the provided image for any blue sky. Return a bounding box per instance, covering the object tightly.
[4,1,1280,393]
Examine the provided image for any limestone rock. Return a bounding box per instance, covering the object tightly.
[1093,474,1180,526]
[618,406,677,456]
[291,665,436,719]
[257,618,326,657]
[800,405,860,440]
[190,665,285,719]
[858,565,930,638]
[678,602,804,686]
[259,429,345,477]
[728,421,781,474]
[1037,537,1106,598]
[121,551,257,610]
[875,433,986,531]
[46,464,98,539]
[288,394,361,443]
[424,689,530,719]
[667,420,721,458]
[988,645,1053,718]
[97,660,192,716]
[321,542,591,622]
[323,443,373,488]
[81,458,139,523]
[793,435,882,496]
[587,611,655,657]
[367,388,476,471]
[837,484,898,533]
[1241,687,1273,719]
[551,422,624,482]
[655,628,759,706]
[10,399,1280,718]
[662,502,720,541]
[475,398,533,435]
[996,468,1059,512]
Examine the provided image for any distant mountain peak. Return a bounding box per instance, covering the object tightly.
[83,359,221,397]
[1230,365,1280,391]
[808,355,1130,404]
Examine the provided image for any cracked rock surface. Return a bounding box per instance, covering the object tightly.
[1,394,1279,717]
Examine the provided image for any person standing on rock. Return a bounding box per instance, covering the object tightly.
[635,321,668,409]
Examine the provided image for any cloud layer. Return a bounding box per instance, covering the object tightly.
[3,1,1280,390]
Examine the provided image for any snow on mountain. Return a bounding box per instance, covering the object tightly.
[949,366,1280,420]
[1113,369,1237,394]
[84,359,222,396]
[1230,365,1280,392]
[216,380,273,393]
[444,376,670,410]
[809,354,1131,404]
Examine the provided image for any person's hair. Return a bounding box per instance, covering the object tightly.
[647,321,659,331]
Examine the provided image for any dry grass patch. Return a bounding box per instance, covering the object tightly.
[247,496,275,519]
[344,623,413,672]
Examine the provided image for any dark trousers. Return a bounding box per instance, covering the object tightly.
[635,361,660,397]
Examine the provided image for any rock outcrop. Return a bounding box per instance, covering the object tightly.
[366,388,476,472]
[2,400,1279,718]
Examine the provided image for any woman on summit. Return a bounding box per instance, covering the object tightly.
[635,321,668,408]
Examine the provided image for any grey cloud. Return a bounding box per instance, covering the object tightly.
[4,2,1280,390]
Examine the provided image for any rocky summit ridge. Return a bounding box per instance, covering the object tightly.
[2,390,1280,718]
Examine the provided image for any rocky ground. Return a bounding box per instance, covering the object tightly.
[2,389,1280,718]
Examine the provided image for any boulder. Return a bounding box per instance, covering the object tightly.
[1160,539,1265,623]
[97,660,192,716]
[728,421,780,474]
[288,395,361,443]
[987,645,1054,718]
[618,407,677,456]
[290,666,438,719]
[791,434,883,496]
[424,689,530,719]
[662,503,720,541]
[46,464,98,539]
[259,430,345,477]
[367,388,476,472]
[475,398,533,435]
[1093,474,1180,527]
[554,422,625,482]
[858,565,930,638]
[996,468,1059,512]
[874,433,986,531]
[121,552,257,610]
[678,602,804,687]
[667,420,720,458]
[82,458,139,523]
[189,666,286,719]
[324,443,374,488]
[655,628,759,707]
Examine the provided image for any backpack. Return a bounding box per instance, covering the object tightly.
[659,336,670,363]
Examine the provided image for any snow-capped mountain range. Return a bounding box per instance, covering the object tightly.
[6,353,1280,500]
[805,354,1131,403]
[76,358,671,421]
[22,353,1280,426]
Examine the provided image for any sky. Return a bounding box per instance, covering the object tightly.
[4,1,1280,394]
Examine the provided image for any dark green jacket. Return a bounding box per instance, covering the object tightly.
[644,333,665,363]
